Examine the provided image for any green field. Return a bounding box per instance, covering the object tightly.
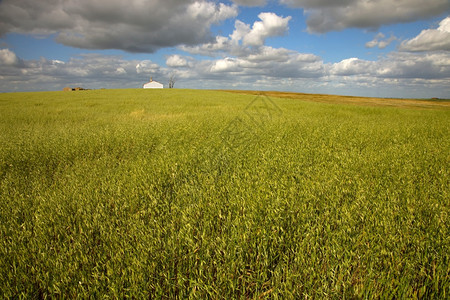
[0,89,449,298]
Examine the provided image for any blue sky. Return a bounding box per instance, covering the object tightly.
[0,0,449,98]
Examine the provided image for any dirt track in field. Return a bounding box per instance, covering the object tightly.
[220,90,450,110]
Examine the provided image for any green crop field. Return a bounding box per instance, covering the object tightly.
[0,89,449,298]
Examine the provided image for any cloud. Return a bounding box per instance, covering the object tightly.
[329,52,450,80]
[375,52,450,79]
[365,33,397,49]
[399,16,450,52]
[0,49,20,66]
[0,49,168,91]
[166,55,193,67]
[330,58,374,76]
[280,0,353,8]
[181,12,291,56]
[280,0,450,33]
[174,47,449,97]
[241,12,292,46]
[179,45,325,80]
[232,0,267,6]
[227,13,292,48]
[325,52,450,97]
[210,57,241,72]
[0,0,238,53]
[1,47,449,98]
[136,60,161,75]
[179,36,235,57]
[241,47,325,78]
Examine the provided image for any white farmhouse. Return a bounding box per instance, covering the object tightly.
[143,77,163,89]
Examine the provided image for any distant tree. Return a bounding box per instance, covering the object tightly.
[168,74,176,88]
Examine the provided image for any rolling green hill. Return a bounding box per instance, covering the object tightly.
[1,89,449,298]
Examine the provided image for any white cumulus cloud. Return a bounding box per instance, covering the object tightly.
[211,57,240,72]
[400,16,450,52]
[181,12,292,56]
[331,58,375,76]
[166,55,192,68]
[241,12,292,46]
[329,52,450,80]
[0,49,20,65]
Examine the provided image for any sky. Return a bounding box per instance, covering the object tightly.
[0,0,449,98]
